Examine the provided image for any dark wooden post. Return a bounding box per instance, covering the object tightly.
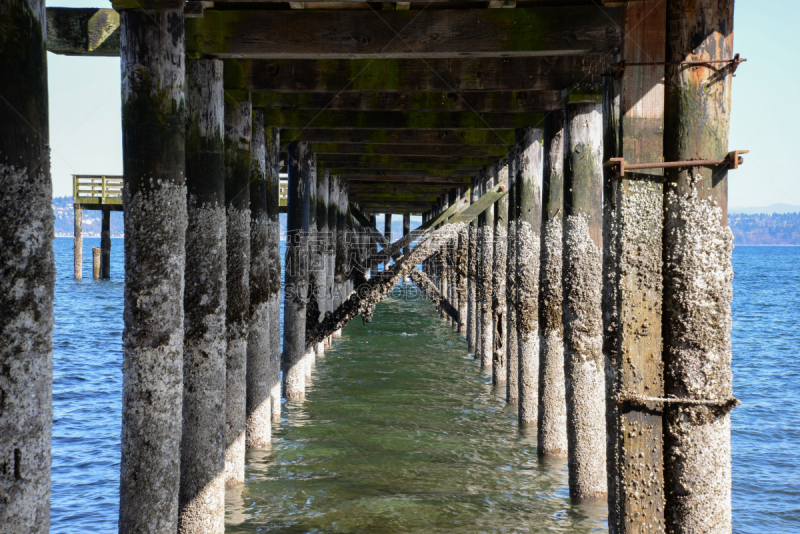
[101,207,111,278]
[326,173,338,339]
[369,213,379,279]
[180,57,226,534]
[455,204,468,332]
[662,1,735,531]
[447,189,458,328]
[506,148,519,404]
[563,100,606,500]
[304,154,318,381]
[118,7,186,532]
[246,108,272,449]
[265,127,282,423]
[284,141,311,398]
[492,164,509,385]
[479,168,495,368]
[602,2,668,532]
[516,128,543,426]
[333,176,347,336]
[474,176,484,360]
[223,97,252,486]
[467,177,478,352]
[74,203,83,279]
[538,110,568,456]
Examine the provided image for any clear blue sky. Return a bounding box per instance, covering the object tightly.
[47,0,798,209]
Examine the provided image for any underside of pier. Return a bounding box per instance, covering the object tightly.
[0,0,741,532]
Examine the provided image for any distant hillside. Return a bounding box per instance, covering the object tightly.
[729,212,800,245]
[53,196,124,238]
[730,203,800,215]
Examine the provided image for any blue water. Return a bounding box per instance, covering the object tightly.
[50,238,800,532]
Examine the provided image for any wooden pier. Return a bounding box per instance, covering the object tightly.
[1,0,744,532]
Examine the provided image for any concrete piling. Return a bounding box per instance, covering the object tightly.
[506,148,519,404]
[492,167,509,386]
[266,127,282,423]
[479,169,495,368]
[467,179,478,353]
[246,108,272,449]
[179,57,226,534]
[284,141,311,398]
[516,128,543,426]
[662,1,736,530]
[537,111,568,456]
[223,98,252,486]
[118,8,187,531]
[0,0,55,529]
[562,101,606,500]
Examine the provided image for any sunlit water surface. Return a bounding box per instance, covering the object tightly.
[50,238,800,532]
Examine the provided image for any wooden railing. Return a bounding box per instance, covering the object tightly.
[74,174,288,208]
[73,175,123,206]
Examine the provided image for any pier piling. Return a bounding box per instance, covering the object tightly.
[266,127,282,423]
[74,203,82,279]
[100,207,110,278]
[562,101,606,500]
[179,57,227,534]
[506,149,519,404]
[117,8,187,531]
[492,167,509,386]
[479,169,495,368]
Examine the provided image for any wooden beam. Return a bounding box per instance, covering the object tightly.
[252,90,562,112]
[281,129,513,146]
[308,143,508,158]
[344,175,469,184]
[260,109,543,130]
[327,168,474,177]
[228,57,606,93]
[46,8,120,57]
[186,7,621,59]
[318,154,496,166]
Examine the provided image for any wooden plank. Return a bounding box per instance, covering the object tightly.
[187,7,621,59]
[252,90,562,112]
[317,154,496,166]
[261,109,542,130]
[281,128,513,146]
[308,143,508,157]
[46,8,120,57]
[229,57,607,93]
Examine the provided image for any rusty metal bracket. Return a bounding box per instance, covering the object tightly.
[605,54,746,79]
[604,150,749,180]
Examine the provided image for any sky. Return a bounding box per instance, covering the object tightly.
[46,0,799,210]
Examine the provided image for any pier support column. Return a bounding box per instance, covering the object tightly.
[456,212,468,333]
[603,3,668,531]
[101,207,111,278]
[180,57,226,534]
[305,155,318,381]
[284,141,311,398]
[467,179,478,352]
[93,246,101,279]
[384,213,392,271]
[316,169,330,354]
[563,101,606,500]
[403,213,411,284]
[506,151,519,403]
[118,8,186,531]
[224,98,252,486]
[538,111,567,456]
[369,213,378,280]
[246,108,272,449]
[492,166,509,385]
[516,128,543,426]
[333,176,347,337]
[327,175,338,340]
[0,0,55,529]
[662,1,735,531]
[266,127,282,423]
[474,180,484,359]
[74,203,82,279]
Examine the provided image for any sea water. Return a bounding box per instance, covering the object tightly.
[50,238,800,532]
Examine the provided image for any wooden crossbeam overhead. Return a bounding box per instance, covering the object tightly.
[360,203,430,213]
[349,180,461,189]
[186,7,620,59]
[260,109,542,129]
[253,91,562,112]
[318,154,497,166]
[327,168,474,177]
[344,175,470,184]
[306,143,508,157]
[229,57,606,93]
[280,129,513,145]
